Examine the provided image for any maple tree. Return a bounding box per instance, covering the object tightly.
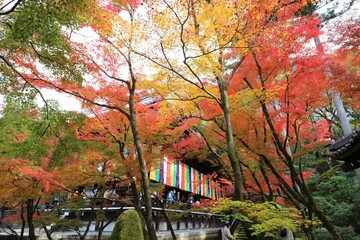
[326,18,360,123]
[228,31,338,240]
[0,91,85,240]
[1,1,161,239]
[52,114,125,240]
[0,0,358,239]
[0,0,113,100]
[19,3,161,239]
[198,19,338,238]
[133,0,320,203]
[299,0,360,137]
[130,0,347,239]
[0,92,131,240]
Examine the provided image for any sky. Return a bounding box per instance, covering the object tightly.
[36,89,83,112]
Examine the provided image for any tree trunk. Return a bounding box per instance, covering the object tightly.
[20,204,25,240]
[97,215,118,240]
[80,219,92,240]
[218,79,243,201]
[41,223,53,240]
[259,159,274,201]
[333,93,352,136]
[96,216,104,240]
[26,199,36,240]
[161,209,177,240]
[129,99,158,240]
[261,154,341,240]
[131,181,150,240]
[302,208,314,240]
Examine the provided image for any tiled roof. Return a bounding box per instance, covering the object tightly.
[321,128,360,171]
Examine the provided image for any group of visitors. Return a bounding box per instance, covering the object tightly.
[165,190,200,208]
[70,185,203,209]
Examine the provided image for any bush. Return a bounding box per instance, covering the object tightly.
[109,209,144,240]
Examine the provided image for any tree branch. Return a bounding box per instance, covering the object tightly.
[0,0,23,16]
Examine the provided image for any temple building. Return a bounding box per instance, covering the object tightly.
[322,128,360,171]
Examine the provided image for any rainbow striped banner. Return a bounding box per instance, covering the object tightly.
[149,157,225,200]
[187,164,191,191]
[150,159,160,182]
[197,171,201,195]
[191,167,195,193]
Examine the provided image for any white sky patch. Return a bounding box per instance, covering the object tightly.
[315,0,359,16]
[36,89,82,112]
[70,27,100,43]
[316,0,360,51]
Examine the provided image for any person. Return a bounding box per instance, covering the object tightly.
[187,195,194,204]
[166,190,175,205]
[103,189,112,199]
[173,190,178,203]
[221,223,233,240]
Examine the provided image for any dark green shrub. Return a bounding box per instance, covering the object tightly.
[314,226,360,240]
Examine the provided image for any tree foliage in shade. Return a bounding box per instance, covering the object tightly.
[308,171,360,239]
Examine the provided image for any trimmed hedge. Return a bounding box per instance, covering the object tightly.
[109,209,144,240]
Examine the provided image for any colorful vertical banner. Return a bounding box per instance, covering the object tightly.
[186,164,191,192]
[201,174,206,196]
[148,156,225,200]
[159,158,164,183]
[168,158,173,186]
[190,167,195,193]
[163,157,168,185]
[150,159,161,182]
[175,161,180,189]
[197,171,201,195]
[205,178,210,198]
[173,160,178,187]
[211,182,217,199]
